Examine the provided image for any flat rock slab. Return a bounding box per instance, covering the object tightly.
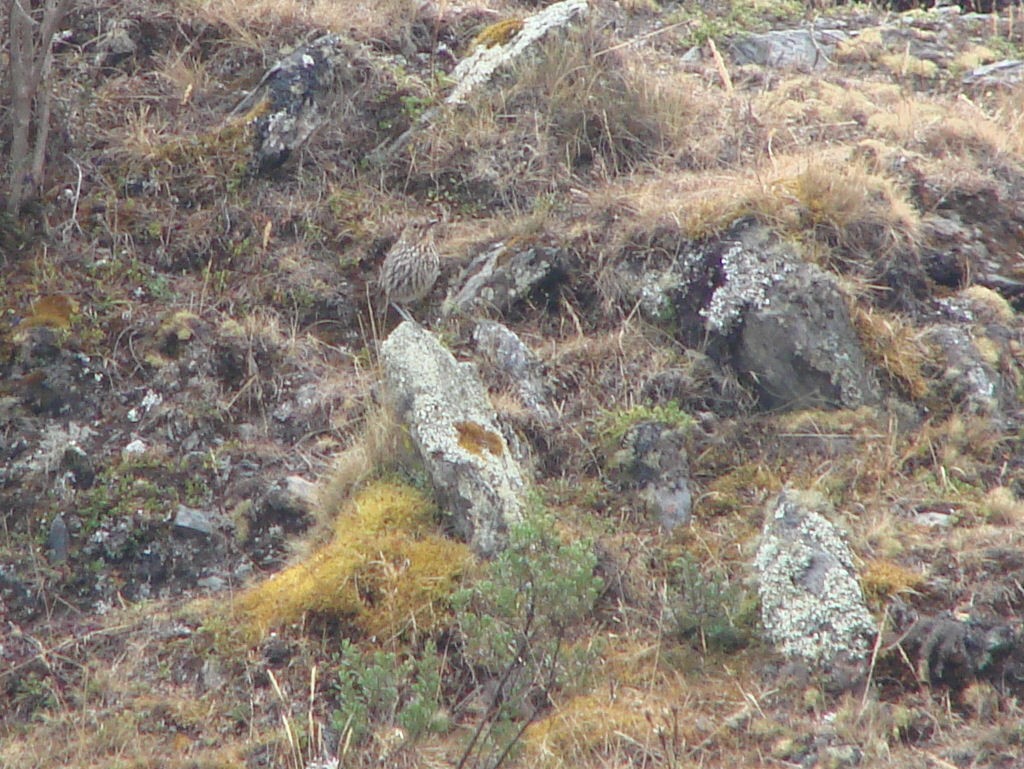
[729,28,849,71]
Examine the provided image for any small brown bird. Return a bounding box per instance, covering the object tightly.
[378,218,440,320]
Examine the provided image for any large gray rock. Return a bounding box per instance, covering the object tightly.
[446,242,568,318]
[612,220,879,411]
[962,59,1024,88]
[380,322,525,557]
[709,222,879,410]
[755,489,875,665]
[447,0,589,104]
[729,28,849,71]
[924,324,999,417]
[472,320,552,424]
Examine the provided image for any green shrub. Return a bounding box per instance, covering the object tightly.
[330,639,450,747]
[669,553,759,653]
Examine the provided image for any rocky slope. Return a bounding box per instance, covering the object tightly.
[2,1,1024,767]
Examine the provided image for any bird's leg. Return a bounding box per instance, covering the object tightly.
[391,302,416,324]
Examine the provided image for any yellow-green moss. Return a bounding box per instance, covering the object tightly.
[879,53,939,79]
[963,285,1016,324]
[953,44,998,73]
[234,482,470,640]
[835,27,885,63]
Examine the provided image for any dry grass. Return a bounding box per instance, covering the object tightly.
[852,306,933,400]
[194,0,434,44]
[5,1,1024,769]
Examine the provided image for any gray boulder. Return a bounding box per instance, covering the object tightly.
[380,321,525,557]
[472,320,552,424]
[447,0,589,104]
[446,242,568,318]
[755,489,875,665]
[963,59,1024,88]
[924,324,1000,417]
[708,221,879,410]
[729,28,849,71]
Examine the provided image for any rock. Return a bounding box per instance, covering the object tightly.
[920,210,1024,302]
[923,325,999,417]
[231,34,367,174]
[755,489,875,665]
[729,28,849,71]
[608,421,692,531]
[94,19,137,69]
[173,505,215,537]
[380,321,525,557]
[912,511,955,528]
[247,476,317,546]
[447,0,589,104]
[891,608,1023,690]
[962,59,1024,88]
[446,242,568,318]
[472,320,552,423]
[707,221,879,410]
[819,744,863,769]
[46,514,69,565]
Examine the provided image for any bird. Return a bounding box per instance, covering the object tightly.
[378,218,440,321]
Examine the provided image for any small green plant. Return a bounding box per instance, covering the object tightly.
[669,553,759,653]
[599,401,695,446]
[329,639,449,747]
[451,508,603,768]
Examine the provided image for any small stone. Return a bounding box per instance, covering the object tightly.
[173,505,214,536]
[46,514,70,565]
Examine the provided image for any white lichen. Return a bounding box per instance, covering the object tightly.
[702,242,796,335]
[756,490,875,663]
[448,0,589,104]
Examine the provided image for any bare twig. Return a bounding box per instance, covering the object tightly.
[5,0,73,215]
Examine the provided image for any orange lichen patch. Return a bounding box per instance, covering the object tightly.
[234,482,470,640]
[456,420,504,457]
[470,18,524,50]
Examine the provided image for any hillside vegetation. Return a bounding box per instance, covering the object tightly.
[2,1,1024,768]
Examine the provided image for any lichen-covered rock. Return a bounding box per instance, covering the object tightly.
[608,421,692,531]
[962,59,1024,88]
[729,28,849,71]
[925,286,1021,418]
[446,242,568,318]
[755,489,875,665]
[380,321,525,557]
[710,222,879,410]
[232,33,367,174]
[447,0,589,104]
[472,320,552,424]
[924,324,1000,417]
